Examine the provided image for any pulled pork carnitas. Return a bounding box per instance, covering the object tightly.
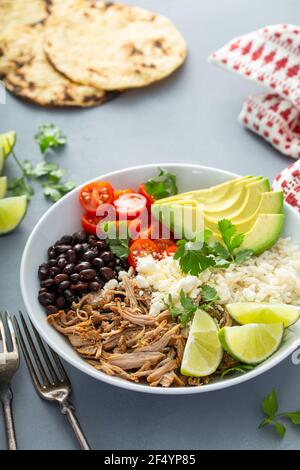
[48,275,236,387]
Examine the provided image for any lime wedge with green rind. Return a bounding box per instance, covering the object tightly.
[0,195,27,235]
[181,309,223,376]
[226,303,300,328]
[0,176,7,198]
[0,131,16,158]
[219,323,284,365]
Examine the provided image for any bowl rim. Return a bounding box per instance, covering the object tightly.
[20,163,300,395]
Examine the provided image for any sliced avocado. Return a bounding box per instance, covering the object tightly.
[0,176,7,198]
[152,202,204,241]
[237,214,284,255]
[0,131,16,158]
[156,176,255,206]
[205,191,284,233]
[205,178,271,220]
[0,147,4,175]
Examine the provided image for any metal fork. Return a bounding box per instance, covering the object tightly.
[0,311,19,450]
[14,312,91,450]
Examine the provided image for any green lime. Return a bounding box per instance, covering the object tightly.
[226,302,300,328]
[0,195,27,235]
[219,323,283,365]
[0,131,16,158]
[0,176,7,198]
[181,309,223,376]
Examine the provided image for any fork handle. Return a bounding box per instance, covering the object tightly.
[1,388,17,450]
[60,400,91,450]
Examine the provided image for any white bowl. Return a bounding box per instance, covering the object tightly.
[20,164,300,394]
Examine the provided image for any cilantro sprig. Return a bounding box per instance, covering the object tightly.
[173,220,254,277]
[166,289,197,327]
[221,363,254,378]
[145,168,178,200]
[200,284,220,310]
[259,388,300,438]
[101,221,130,259]
[35,123,67,154]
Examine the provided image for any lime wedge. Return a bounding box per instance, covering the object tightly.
[227,303,300,328]
[219,323,284,364]
[181,309,223,376]
[0,176,7,198]
[0,148,4,175]
[0,195,27,235]
[0,131,16,158]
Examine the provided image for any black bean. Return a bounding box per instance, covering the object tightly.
[38,265,49,281]
[73,231,87,243]
[74,243,82,253]
[82,250,96,261]
[99,267,115,281]
[94,275,102,283]
[89,281,102,291]
[80,269,97,281]
[48,249,56,259]
[121,260,130,270]
[96,240,107,251]
[92,257,104,269]
[75,262,92,272]
[55,296,66,308]
[59,280,71,291]
[57,258,68,270]
[70,273,80,283]
[115,265,124,274]
[38,292,55,306]
[71,282,88,291]
[41,278,55,288]
[101,251,112,263]
[64,289,73,301]
[54,273,69,284]
[81,243,89,252]
[48,259,57,268]
[56,235,73,245]
[63,263,74,275]
[66,249,77,263]
[49,267,61,277]
[115,258,121,266]
[56,244,72,254]
[46,305,58,315]
[39,287,48,294]
[108,261,116,269]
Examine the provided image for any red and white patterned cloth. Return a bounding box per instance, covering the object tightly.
[273,159,300,212]
[210,24,300,160]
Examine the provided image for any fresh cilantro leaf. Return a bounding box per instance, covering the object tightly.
[218,219,237,255]
[221,364,254,378]
[275,422,286,438]
[43,181,75,202]
[209,241,230,260]
[262,388,278,418]
[8,177,34,200]
[174,239,216,276]
[166,290,197,327]
[108,238,129,259]
[46,167,65,183]
[145,168,178,200]
[230,233,245,251]
[35,124,67,154]
[201,285,219,303]
[235,249,254,264]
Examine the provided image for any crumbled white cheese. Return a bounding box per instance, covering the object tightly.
[104,279,119,290]
[118,270,128,281]
[136,255,202,316]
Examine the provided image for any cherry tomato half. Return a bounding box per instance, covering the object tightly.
[81,213,102,235]
[79,181,114,216]
[153,239,176,253]
[138,184,155,206]
[166,245,177,256]
[128,239,161,269]
[114,188,134,200]
[114,193,147,220]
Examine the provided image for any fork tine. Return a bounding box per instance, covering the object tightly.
[18,313,50,387]
[13,316,42,391]
[49,349,70,385]
[0,312,7,353]
[29,319,59,383]
[5,311,18,353]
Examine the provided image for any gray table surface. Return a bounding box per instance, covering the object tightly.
[1,0,300,451]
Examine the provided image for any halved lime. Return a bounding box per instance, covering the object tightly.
[219,323,284,364]
[0,131,16,158]
[0,176,7,198]
[0,148,4,175]
[0,195,27,235]
[181,309,223,376]
[226,303,300,328]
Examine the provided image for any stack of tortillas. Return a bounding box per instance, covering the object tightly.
[0,0,187,107]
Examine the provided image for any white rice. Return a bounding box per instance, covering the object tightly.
[136,238,300,315]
